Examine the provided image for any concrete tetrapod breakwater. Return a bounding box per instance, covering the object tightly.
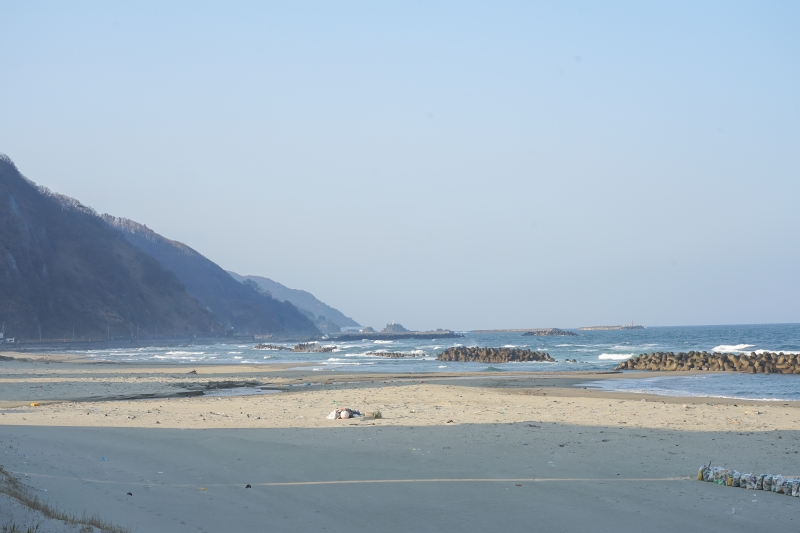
[437,347,554,363]
[365,351,419,358]
[616,351,800,373]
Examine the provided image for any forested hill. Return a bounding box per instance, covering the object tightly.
[0,154,213,340]
[103,217,318,335]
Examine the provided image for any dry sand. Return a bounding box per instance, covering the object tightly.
[1,353,799,532]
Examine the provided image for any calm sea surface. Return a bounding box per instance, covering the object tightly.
[73,323,800,400]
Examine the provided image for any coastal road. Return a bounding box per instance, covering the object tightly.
[2,423,798,532]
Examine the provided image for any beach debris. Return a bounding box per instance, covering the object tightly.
[127,492,132,496]
[370,410,382,420]
[326,408,362,420]
[446,419,454,423]
[698,465,800,497]
[29,402,39,407]
[101,456,108,461]
[617,351,800,373]
[187,370,197,374]
[246,484,251,489]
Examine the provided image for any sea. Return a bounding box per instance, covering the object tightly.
[74,323,800,401]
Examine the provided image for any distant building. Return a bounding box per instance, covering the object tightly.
[360,326,375,333]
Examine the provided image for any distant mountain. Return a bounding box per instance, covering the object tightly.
[0,154,213,339]
[104,218,318,336]
[228,272,360,332]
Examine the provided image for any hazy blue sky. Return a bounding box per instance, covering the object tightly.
[1,1,798,330]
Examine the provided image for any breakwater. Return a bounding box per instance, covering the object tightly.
[616,351,800,373]
[437,347,554,363]
[578,325,644,331]
[334,331,462,341]
[521,328,576,337]
[365,351,419,358]
[292,343,335,353]
[254,343,335,353]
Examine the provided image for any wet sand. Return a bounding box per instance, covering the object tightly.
[2,353,799,532]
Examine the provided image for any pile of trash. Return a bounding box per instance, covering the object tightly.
[326,408,361,420]
[699,465,800,497]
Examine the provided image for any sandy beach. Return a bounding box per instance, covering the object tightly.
[2,353,799,532]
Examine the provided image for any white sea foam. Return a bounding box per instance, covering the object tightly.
[712,344,755,353]
[598,353,635,360]
[373,340,393,344]
[503,345,518,348]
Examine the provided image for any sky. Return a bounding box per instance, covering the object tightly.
[1,1,798,330]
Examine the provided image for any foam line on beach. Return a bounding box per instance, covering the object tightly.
[10,471,689,487]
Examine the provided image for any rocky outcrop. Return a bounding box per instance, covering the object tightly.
[366,351,419,358]
[616,351,800,374]
[291,343,335,353]
[381,322,409,334]
[437,347,554,363]
[254,344,290,351]
[521,329,577,337]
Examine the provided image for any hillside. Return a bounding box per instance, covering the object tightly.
[104,218,318,335]
[228,272,360,332]
[0,155,213,340]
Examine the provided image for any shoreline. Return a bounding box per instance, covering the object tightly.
[2,353,799,416]
[3,353,800,531]
[3,350,800,408]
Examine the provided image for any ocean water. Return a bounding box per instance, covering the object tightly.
[581,374,800,402]
[65,323,800,400]
[74,323,800,372]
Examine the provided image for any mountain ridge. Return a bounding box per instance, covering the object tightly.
[228,272,360,332]
[0,154,214,339]
[104,216,318,336]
